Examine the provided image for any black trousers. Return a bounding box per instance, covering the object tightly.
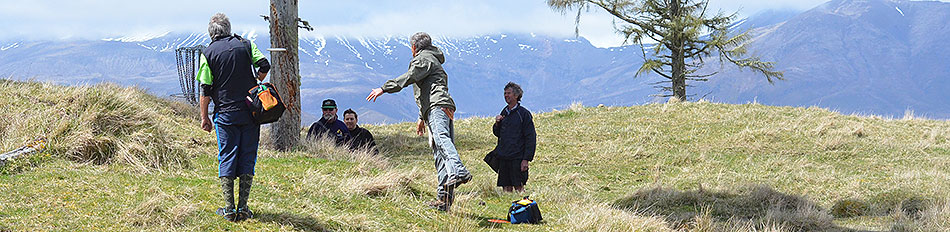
[496,159,528,186]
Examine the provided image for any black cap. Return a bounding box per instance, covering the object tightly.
[322,99,337,109]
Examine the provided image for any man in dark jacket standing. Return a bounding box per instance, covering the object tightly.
[307,99,350,145]
[342,109,378,154]
[366,32,472,212]
[492,82,536,192]
[196,13,270,222]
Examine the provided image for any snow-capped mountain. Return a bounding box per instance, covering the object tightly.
[698,0,950,119]
[0,31,657,124]
[2,0,949,124]
[290,32,658,124]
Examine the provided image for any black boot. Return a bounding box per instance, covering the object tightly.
[431,184,455,212]
[235,174,254,221]
[216,176,237,222]
[445,185,455,211]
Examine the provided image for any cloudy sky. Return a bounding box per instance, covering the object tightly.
[0,0,864,47]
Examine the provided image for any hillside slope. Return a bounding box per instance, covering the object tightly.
[0,81,947,231]
[0,80,206,173]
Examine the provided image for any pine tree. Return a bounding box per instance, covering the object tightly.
[548,0,784,100]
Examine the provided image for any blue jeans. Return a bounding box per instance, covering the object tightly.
[429,106,470,201]
[214,111,260,177]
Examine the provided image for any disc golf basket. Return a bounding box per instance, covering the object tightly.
[174,45,205,105]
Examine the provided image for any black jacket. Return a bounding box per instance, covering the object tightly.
[347,126,378,154]
[307,118,350,145]
[492,105,536,161]
[199,35,270,113]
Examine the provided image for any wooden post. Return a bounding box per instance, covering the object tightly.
[269,0,300,151]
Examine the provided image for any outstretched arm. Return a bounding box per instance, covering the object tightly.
[366,88,384,102]
[383,59,432,92]
[368,57,431,102]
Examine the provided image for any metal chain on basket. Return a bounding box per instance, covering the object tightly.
[174,45,205,106]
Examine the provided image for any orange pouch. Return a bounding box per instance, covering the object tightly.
[259,90,278,111]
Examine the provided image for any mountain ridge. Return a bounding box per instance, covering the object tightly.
[2,0,949,122]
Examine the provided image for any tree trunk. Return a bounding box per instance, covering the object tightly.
[671,52,686,100]
[669,0,687,101]
[269,0,300,151]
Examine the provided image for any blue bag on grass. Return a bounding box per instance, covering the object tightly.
[508,197,543,224]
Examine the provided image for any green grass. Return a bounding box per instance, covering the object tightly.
[0,80,948,231]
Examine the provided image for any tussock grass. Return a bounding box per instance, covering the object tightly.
[896,199,950,231]
[831,198,871,218]
[126,187,198,227]
[292,134,390,173]
[0,80,204,173]
[341,167,425,197]
[613,185,838,231]
[689,211,791,232]
[524,101,949,231]
[562,202,672,232]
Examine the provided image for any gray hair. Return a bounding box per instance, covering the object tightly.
[208,13,231,40]
[505,82,523,102]
[410,32,432,51]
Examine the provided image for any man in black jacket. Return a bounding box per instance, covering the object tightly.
[307,99,350,145]
[342,109,378,154]
[492,82,536,192]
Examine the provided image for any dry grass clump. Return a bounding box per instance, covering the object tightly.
[851,192,937,219]
[125,187,197,227]
[689,210,790,232]
[564,202,673,232]
[897,199,950,231]
[897,197,930,219]
[902,109,916,121]
[0,81,202,173]
[294,134,389,171]
[613,185,838,231]
[117,126,193,172]
[568,101,586,112]
[830,198,870,218]
[341,167,424,197]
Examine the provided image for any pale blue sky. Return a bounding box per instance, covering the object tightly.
[0,0,916,47]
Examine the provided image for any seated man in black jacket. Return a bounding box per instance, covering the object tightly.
[342,109,378,154]
[307,99,350,145]
[492,82,537,192]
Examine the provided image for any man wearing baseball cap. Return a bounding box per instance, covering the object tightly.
[307,99,350,145]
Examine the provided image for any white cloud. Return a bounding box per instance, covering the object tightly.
[298,0,667,47]
[3,0,948,47]
[0,0,266,40]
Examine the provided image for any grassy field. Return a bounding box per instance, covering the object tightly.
[0,80,948,231]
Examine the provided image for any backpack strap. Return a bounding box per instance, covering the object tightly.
[238,34,253,63]
[238,35,263,85]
